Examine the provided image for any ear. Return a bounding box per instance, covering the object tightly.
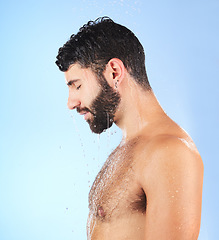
[103,58,125,89]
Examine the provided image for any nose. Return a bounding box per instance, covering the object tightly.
[67,91,81,110]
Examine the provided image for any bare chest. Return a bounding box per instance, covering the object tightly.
[88,142,146,221]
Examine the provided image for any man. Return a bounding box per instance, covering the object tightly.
[56,17,203,240]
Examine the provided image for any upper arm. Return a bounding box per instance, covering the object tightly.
[138,137,203,240]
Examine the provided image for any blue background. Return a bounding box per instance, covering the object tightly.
[0,0,218,239]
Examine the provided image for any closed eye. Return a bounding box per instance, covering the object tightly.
[76,85,81,90]
[67,80,74,87]
[66,79,80,87]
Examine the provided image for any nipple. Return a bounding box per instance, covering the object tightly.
[97,206,106,217]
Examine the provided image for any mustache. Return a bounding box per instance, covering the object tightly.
[76,107,94,115]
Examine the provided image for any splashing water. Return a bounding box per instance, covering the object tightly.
[70,112,86,160]
[69,111,123,239]
[70,111,106,188]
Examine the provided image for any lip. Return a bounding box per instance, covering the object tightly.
[79,111,90,120]
[84,112,90,120]
[79,111,87,116]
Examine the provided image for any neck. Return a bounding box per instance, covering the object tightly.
[114,81,168,142]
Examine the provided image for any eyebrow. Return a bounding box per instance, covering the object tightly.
[66,79,80,86]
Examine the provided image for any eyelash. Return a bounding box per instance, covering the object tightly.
[76,85,81,90]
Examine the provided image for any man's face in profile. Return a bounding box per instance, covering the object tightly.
[65,63,121,134]
[78,73,121,134]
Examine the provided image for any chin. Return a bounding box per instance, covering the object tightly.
[89,122,113,134]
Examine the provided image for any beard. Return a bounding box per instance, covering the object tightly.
[78,75,121,134]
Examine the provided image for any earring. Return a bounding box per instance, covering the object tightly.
[115,80,118,89]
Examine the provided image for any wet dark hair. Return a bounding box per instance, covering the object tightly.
[56,17,151,90]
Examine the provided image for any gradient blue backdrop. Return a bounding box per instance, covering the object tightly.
[0,0,218,239]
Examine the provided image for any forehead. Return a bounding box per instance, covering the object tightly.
[64,63,98,84]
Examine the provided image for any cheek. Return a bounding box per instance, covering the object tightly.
[82,90,96,107]
[91,84,100,97]
[86,87,100,102]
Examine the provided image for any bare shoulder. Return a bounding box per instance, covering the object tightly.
[135,134,203,179]
[134,133,204,201]
[134,134,204,239]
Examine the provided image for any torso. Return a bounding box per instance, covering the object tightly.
[87,123,197,240]
[87,137,147,240]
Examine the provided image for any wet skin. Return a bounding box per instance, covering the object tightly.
[87,137,146,239]
[65,63,203,240]
[87,123,203,240]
